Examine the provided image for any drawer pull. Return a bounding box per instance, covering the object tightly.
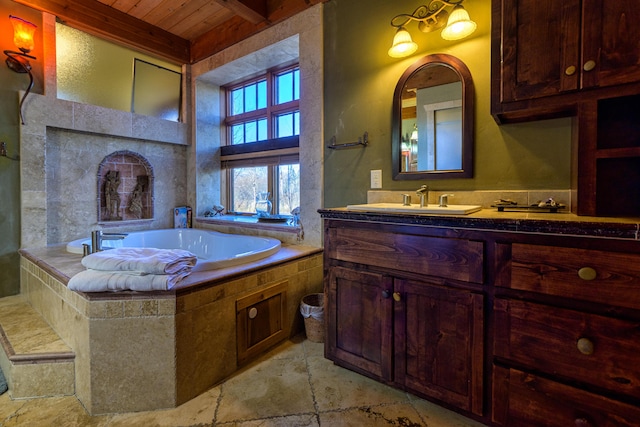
[578,267,597,281]
[248,307,258,319]
[583,60,596,71]
[393,292,402,302]
[577,337,594,355]
[574,417,593,427]
[565,65,576,76]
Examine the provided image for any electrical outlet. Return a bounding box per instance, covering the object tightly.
[370,169,382,189]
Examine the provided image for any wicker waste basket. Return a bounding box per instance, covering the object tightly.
[300,293,324,343]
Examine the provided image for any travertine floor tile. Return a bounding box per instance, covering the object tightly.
[108,386,221,426]
[0,336,488,427]
[319,403,425,427]
[1,395,110,427]
[0,393,26,422]
[217,413,319,426]
[307,355,408,412]
[409,396,487,427]
[216,357,316,423]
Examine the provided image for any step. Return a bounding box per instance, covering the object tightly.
[0,295,75,399]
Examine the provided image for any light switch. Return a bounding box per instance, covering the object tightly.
[371,170,382,189]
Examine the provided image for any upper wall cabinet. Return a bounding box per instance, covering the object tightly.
[491,0,640,123]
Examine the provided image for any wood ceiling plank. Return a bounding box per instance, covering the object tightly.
[121,0,164,19]
[139,0,182,24]
[191,0,327,62]
[107,0,140,12]
[213,0,267,24]
[157,1,227,33]
[15,0,190,63]
[167,5,235,40]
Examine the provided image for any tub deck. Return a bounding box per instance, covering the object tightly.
[17,243,324,414]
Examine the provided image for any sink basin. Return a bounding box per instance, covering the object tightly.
[346,203,482,215]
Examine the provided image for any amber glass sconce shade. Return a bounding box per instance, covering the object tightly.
[388,0,476,58]
[5,15,37,124]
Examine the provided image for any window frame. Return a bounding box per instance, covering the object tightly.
[222,64,300,216]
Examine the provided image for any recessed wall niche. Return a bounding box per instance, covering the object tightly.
[97,151,154,222]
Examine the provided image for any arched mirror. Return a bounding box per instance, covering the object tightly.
[392,54,474,180]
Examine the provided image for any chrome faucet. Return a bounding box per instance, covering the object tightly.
[89,230,128,254]
[439,194,454,207]
[415,185,429,207]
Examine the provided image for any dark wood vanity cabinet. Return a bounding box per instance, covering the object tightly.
[492,0,640,122]
[324,220,485,416]
[492,240,640,426]
[322,213,640,425]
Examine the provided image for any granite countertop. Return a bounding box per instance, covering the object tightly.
[318,207,640,240]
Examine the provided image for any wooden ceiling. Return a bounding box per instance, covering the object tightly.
[14,0,327,64]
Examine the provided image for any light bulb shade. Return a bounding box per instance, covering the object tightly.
[9,15,37,53]
[440,5,476,41]
[388,27,418,58]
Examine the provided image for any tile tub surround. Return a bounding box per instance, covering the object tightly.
[18,244,322,415]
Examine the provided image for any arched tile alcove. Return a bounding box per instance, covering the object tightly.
[97,150,154,222]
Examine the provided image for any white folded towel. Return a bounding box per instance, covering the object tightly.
[81,247,197,275]
[68,268,191,292]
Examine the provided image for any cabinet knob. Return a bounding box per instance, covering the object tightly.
[578,267,597,281]
[393,292,402,302]
[574,417,593,427]
[577,337,594,355]
[382,290,391,299]
[248,307,258,319]
[565,65,576,76]
[583,60,596,72]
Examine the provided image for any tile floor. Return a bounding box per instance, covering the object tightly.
[0,335,488,426]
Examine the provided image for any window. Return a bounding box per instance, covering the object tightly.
[221,65,300,216]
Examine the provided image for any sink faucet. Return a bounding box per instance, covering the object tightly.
[439,194,454,207]
[415,185,429,207]
[90,230,128,254]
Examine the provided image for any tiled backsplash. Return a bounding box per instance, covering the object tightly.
[368,189,572,209]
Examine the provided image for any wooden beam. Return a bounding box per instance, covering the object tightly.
[214,0,268,25]
[191,0,327,63]
[13,0,190,64]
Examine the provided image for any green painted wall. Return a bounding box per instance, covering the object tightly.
[0,1,43,296]
[323,0,572,208]
[56,23,180,114]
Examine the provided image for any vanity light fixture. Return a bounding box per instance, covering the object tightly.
[388,0,476,58]
[4,15,37,125]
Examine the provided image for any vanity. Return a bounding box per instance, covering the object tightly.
[319,208,640,426]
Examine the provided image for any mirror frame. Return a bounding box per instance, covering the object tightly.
[392,53,474,180]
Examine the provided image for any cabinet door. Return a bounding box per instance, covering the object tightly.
[582,0,640,89]
[395,279,484,415]
[500,0,581,102]
[326,266,393,381]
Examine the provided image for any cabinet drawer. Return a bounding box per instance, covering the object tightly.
[327,228,484,283]
[500,243,640,309]
[494,298,640,400]
[492,365,640,427]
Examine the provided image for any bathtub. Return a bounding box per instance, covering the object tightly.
[66,228,281,271]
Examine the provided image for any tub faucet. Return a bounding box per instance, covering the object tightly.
[90,230,128,253]
[415,185,429,207]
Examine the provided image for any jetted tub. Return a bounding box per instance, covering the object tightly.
[66,228,281,271]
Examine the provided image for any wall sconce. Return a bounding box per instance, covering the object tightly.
[4,15,37,125]
[388,0,477,58]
